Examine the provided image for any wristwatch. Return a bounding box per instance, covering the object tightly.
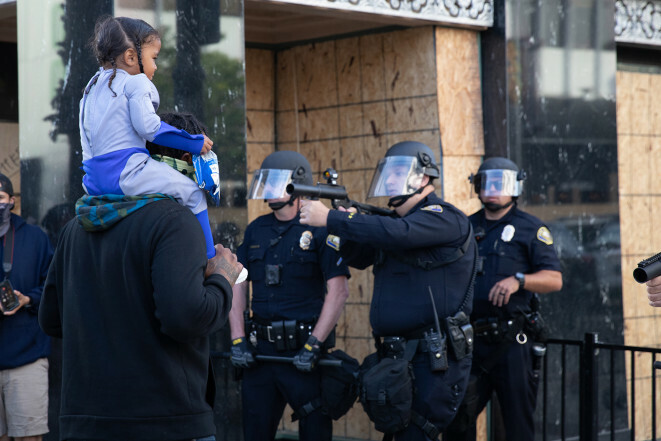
[515,272,525,290]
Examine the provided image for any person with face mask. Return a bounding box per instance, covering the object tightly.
[444,157,562,441]
[0,173,54,441]
[228,150,350,441]
[300,141,477,440]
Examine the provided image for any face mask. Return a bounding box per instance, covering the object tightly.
[151,155,197,182]
[0,203,13,237]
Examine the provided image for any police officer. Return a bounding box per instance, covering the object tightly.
[444,157,562,441]
[228,150,350,441]
[300,141,477,440]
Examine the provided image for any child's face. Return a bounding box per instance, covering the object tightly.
[139,37,161,80]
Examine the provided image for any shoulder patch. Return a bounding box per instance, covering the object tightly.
[537,226,554,245]
[326,234,341,251]
[421,204,444,213]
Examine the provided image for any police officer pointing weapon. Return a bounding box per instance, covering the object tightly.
[287,167,394,216]
[301,141,477,440]
[444,157,562,441]
[228,151,351,441]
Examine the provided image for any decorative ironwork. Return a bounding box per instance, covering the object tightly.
[615,0,661,47]
[264,0,493,29]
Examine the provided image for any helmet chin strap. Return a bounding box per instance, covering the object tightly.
[482,199,515,212]
[387,185,427,208]
[268,194,296,211]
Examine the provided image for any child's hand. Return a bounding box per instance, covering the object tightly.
[201,135,213,154]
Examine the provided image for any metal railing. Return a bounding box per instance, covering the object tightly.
[535,333,661,441]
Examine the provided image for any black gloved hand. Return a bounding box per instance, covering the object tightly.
[230,337,257,369]
[293,335,322,372]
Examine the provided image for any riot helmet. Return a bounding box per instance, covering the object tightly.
[248,151,313,205]
[367,141,439,207]
[469,157,526,198]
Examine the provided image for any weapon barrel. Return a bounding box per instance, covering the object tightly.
[633,254,661,283]
[286,183,349,200]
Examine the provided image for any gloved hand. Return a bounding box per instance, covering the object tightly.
[230,337,257,369]
[293,335,322,372]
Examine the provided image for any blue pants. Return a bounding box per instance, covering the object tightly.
[444,339,539,441]
[240,339,332,441]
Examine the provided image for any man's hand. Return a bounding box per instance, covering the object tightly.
[230,337,257,369]
[2,290,28,316]
[205,244,243,285]
[647,275,661,307]
[488,276,519,307]
[293,335,322,372]
[300,200,330,227]
[201,135,214,154]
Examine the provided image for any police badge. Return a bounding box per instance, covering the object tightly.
[300,231,313,250]
[501,225,515,242]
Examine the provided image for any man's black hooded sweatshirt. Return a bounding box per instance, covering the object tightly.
[40,197,233,441]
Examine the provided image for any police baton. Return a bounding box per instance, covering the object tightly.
[213,351,343,367]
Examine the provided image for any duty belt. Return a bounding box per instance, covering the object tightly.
[248,317,335,351]
[251,319,314,344]
[472,316,526,344]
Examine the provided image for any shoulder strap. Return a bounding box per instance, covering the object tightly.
[454,226,478,315]
[3,223,14,278]
[291,397,323,422]
[387,224,473,270]
[411,411,441,440]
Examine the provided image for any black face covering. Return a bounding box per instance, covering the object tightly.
[0,203,12,237]
[482,199,515,213]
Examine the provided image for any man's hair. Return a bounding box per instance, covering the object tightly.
[146,113,208,158]
[0,173,14,197]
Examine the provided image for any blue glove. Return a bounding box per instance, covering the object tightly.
[293,335,322,372]
[193,151,220,206]
[230,337,257,369]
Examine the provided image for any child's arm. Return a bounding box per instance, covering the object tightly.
[151,122,210,154]
[126,75,212,154]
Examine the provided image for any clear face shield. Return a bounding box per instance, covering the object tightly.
[247,169,293,200]
[476,169,522,197]
[367,156,426,198]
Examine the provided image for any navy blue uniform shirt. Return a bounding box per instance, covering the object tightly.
[469,205,561,319]
[236,212,350,322]
[327,192,476,337]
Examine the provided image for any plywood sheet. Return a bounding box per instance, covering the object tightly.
[436,27,484,156]
[246,48,274,110]
[382,27,436,99]
[336,36,363,105]
[246,110,274,144]
[293,41,339,109]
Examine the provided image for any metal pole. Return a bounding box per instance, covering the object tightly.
[579,332,598,441]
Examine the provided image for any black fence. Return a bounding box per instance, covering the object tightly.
[533,333,661,441]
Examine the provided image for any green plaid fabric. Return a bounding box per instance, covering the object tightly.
[76,194,174,232]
